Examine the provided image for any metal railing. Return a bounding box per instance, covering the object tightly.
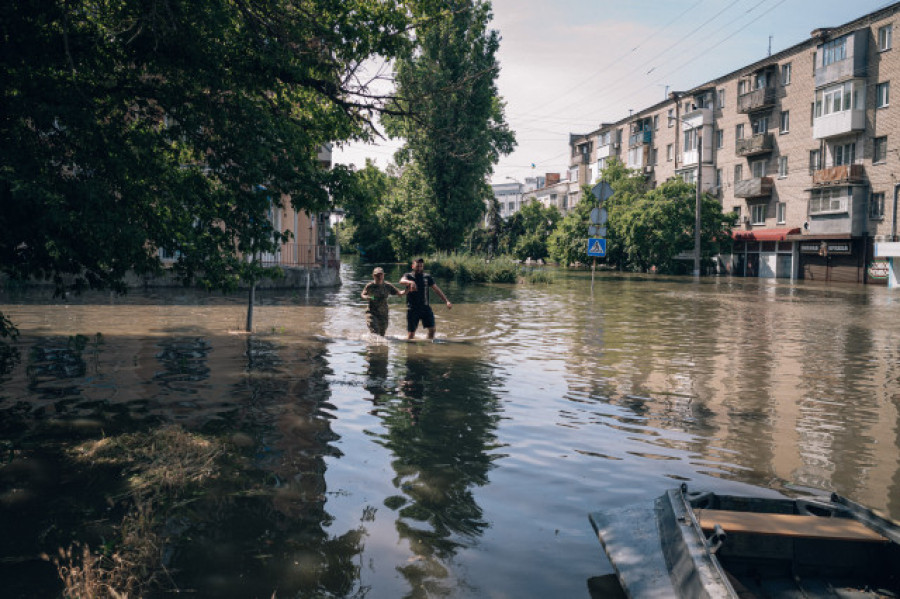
[258,244,339,268]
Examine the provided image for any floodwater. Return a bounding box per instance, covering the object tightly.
[2,262,900,598]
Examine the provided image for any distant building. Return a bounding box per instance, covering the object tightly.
[569,2,900,284]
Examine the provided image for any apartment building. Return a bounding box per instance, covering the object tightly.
[489,173,581,218]
[569,3,900,284]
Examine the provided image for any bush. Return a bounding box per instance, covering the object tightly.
[426,253,547,284]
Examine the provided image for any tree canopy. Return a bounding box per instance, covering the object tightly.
[1,0,415,297]
[384,0,515,253]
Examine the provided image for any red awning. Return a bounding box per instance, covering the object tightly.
[732,227,801,242]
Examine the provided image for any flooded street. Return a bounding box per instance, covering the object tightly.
[2,262,900,598]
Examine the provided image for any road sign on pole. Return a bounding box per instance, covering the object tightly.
[587,238,607,257]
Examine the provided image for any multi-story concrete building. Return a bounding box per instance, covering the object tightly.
[570,2,900,284]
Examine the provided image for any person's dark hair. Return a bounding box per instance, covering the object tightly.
[414,258,424,264]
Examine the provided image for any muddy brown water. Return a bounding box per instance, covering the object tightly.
[2,262,899,597]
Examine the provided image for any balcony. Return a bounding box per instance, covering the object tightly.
[734,176,773,198]
[628,130,652,148]
[815,31,868,88]
[735,133,774,157]
[812,163,865,186]
[812,108,865,139]
[737,87,776,114]
[596,143,618,160]
[571,152,587,166]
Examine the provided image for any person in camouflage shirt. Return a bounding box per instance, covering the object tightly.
[361,267,406,336]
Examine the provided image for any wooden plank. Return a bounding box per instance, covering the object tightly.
[695,509,888,543]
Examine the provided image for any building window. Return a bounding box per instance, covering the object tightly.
[781,63,792,85]
[736,123,745,140]
[879,25,893,51]
[683,128,698,152]
[751,203,766,225]
[822,35,847,66]
[780,111,790,134]
[815,81,864,117]
[715,168,723,188]
[667,108,674,127]
[734,164,743,182]
[810,187,850,215]
[874,136,888,164]
[666,143,673,161]
[653,115,659,130]
[717,89,725,108]
[737,80,748,95]
[776,202,786,224]
[833,142,856,166]
[809,149,821,173]
[733,205,742,222]
[716,129,723,149]
[877,82,890,108]
[754,72,768,89]
[751,160,766,178]
[651,148,658,165]
[681,169,696,185]
[871,192,886,219]
[752,116,768,135]
[778,156,788,178]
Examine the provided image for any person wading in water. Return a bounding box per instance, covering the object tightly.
[399,258,452,340]
[361,267,406,336]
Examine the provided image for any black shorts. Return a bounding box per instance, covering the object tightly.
[406,305,435,332]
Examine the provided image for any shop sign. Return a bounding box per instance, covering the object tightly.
[800,241,852,255]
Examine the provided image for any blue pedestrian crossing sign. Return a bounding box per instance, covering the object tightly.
[587,238,607,257]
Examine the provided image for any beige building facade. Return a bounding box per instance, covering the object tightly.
[570,3,900,284]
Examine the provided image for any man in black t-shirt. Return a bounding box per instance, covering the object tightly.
[399,258,452,340]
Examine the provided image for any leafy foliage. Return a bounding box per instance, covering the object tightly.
[1,0,415,295]
[375,163,439,261]
[384,0,515,251]
[336,160,397,261]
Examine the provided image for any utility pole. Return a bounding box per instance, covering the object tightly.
[694,135,702,278]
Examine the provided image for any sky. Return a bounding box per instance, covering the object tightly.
[332,0,895,185]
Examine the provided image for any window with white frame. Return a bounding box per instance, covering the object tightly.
[737,80,748,95]
[778,156,788,178]
[780,111,790,133]
[752,116,768,135]
[781,63,792,85]
[667,108,674,126]
[814,80,864,117]
[751,160,766,178]
[681,169,696,185]
[683,128,698,152]
[715,168,723,188]
[871,192,885,218]
[877,82,890,108]
[666,143,673,161]
[736,123,745,139]
[653,115,659,130]
[777,202,786,224]
[822,35,847,66]
[751,203,766,224]
[809,187,850,215]
[833,142,856,166]
[717,89,725,108]
[734,164,743,182]
[599,131,610,146]
[716,129,724,149]
[879,25,893,51]
[754,72,768,89]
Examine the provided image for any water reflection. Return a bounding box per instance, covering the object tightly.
[377,346,502,596]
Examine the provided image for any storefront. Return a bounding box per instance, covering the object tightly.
[794,236,868,284]
[729,228,800,279]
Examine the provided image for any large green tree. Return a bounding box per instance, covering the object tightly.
[336,160,397,262]
[611,179,737,273]
[1,0,415,308]
[384,0,515,251]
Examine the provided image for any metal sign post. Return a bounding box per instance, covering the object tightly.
[587,181,612,294]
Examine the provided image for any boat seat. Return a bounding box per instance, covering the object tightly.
[695,509,888,543]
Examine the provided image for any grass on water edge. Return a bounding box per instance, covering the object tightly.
[427,253,554,285]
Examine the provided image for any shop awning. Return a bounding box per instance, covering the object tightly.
[732,227,800,242]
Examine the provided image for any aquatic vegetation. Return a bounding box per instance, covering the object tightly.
[426,253,552,285]
[48,426,230,597]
